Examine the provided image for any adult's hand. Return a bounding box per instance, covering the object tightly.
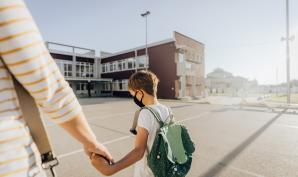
[91,153,116,176]
[59,113,114,162]
[84,142,114,163]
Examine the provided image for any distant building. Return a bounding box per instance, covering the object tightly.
[205,68,258,95]
[205,68,233,94]
[270,80,298,94]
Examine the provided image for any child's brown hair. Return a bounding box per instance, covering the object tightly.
[128,70,159,96]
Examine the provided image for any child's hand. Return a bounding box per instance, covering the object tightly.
[91,153,116,176]
[84,142,114,163]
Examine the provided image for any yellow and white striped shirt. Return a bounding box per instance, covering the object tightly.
[0,0,83,176]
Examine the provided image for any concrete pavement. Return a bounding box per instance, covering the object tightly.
[45,98,298,177]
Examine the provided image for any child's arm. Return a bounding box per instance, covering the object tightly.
[91,126,148,176]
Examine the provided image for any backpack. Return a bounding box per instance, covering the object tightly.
[143,106,195,177]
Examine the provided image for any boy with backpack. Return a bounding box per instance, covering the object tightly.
[91,70,195,177]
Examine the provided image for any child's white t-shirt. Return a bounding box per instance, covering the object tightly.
[133,103,171,177]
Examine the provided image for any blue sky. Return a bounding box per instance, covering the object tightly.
[25,0,298,85]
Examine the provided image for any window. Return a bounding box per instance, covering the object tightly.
[64,63,72,77]
[109,62,113,72]
[137,55,147,68]
[76,62,94,78]
[122,80,128,91]
[185,62,192,69]
[191,53,195,61]
[113,80,119,91]
[101,58,138,73]
[89,83,94,90]
[118,61,122,71]
[119,81,123,90]
[127,58,135,69]
[113,80,128,91]
[179,53,184,63]
[55,59,72,77]
[122,60,126,70]
[76,83,80,91]
[197,55,202,63]
[88,64,94,77]
[102,64,106,73]
[102,82,111,91]
[105,63,109,73]
[76,82,88,91]
[113,62,117,71]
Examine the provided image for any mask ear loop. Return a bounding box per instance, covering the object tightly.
[134,91,138,98]
[135,90,145,103]
[140,90,144,102]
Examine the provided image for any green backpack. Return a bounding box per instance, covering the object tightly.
[143,106,195,177]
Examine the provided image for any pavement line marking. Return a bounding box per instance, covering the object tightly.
[87,111,134,121]
[46,111,135,128]
[176,112,210,123]
[276,124,298,129]
[58,135,133,159]
[57,112,211,159]
[58,149,83,159]
[86,104,199,122]
[102,135,133,145]
[228,165,265,177]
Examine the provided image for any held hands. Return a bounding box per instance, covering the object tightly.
[84,141,114,163]
[91,153,116,176]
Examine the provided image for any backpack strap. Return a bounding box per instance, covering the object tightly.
[165,106,174,123]
[129,106,164,135]
[143,106,164,127]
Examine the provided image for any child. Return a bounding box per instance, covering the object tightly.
[91,70,171,177]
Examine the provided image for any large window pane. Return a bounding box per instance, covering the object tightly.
[127,58,134,69]
[118,61,122,71]
[137,55,147,68]
[75,62,94,78]
[56,60,72,77]
[110,63,113,72]
[113,62,117,71]
[122,61,126,70]
[102,64,106,73]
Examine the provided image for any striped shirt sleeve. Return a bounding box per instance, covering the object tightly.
[0,0,83,124]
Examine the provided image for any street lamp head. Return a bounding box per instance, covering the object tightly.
[141,11,150,17]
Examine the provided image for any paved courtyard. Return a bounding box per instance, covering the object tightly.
[44,98,298,177]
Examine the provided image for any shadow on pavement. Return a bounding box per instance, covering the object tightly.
[198,108,287,177]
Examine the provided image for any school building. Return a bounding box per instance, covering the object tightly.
[47,31,205,99]
[46,42,113,98]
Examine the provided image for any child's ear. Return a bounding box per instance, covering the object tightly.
[141,90,149,96]
[139,90,146,96]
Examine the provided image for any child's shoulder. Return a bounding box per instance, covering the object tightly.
[142,103,168,111]
[140,104,169,117]
[139,107,153,116]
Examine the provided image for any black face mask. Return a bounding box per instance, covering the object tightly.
[133,91,145,108]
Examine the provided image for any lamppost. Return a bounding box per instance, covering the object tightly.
[281,0,295,104]
[141,11,150,70]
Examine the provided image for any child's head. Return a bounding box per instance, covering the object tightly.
[128,70,159,107]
